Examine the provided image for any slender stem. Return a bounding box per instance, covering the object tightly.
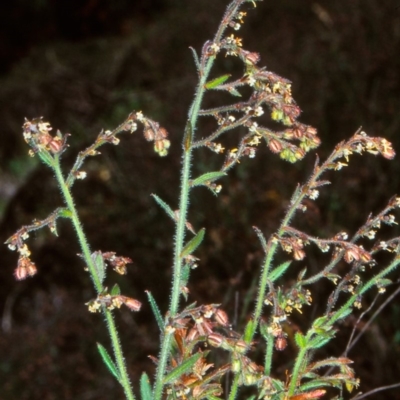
[288,346,308,396]
[52,155,135,400]
[153,55,216,400]
[264,332,274,376]
[228,375,240,400]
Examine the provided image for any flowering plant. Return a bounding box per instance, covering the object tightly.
[5,0,400,399]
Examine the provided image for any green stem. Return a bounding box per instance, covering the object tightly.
[153,55,216,400]
[52,155,135,400]
[264,332,274,376]
[228,375,240,400]
[288,346,308,396]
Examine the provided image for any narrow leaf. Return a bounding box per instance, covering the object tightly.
[228,87,242,97]
[145,291,164,332]
[269,261,292,282]
[189,46,200,70]
[191,171,227,187]
[92,251,106,284]
[97,343,120,381]
[253,226,267,253]
[163,353,202,384]
[140,372,153,400]
[151,194,175,220]
[180,228,205,258]
[205,74,231,89]
[244,320,255,344]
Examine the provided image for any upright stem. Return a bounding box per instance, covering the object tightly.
[153,56,215,400]
[52,155,135,400]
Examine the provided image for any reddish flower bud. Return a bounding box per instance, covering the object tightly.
[268,139,282,154]
[214,309,229,326]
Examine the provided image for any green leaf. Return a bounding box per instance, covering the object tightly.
[151,194,175,220]
[92,251,106,284]
[269,261,292,282]
[243,320,255,344]
[58,208,73,218]
[180,228,205,258]
[308,335,333,349]
[163,353,202,384]
[228,87,242,97]
[181,264,191,301]
[96,343,120,381]
[140,372,153,400]
[295,332,307,349]
[205,74,231,89]
[191,171,227,187]
[145,291,164,332]
[110,283,121,296]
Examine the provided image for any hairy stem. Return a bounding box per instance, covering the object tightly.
[153,54,216,400]
[53,154,135,400]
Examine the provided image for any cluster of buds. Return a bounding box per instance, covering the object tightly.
[98,111,170,157]
[199,15,321,167]
[279,235,307,261]
[283,287,313,315]
[161,305,232,400]
[6,229,37,280]
[101,252,132,275]
[22,118,68,156]
[86,293,141,313]
[168,304,230,338]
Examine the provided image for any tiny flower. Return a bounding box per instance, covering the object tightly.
[254,106,264,116]
[334,161,348,170]
[136,111,144,122]
[75,171,87,180]
[246,75,256,86]
[365,230,376,240]
[378,287,386,294]
[308,189,319,200]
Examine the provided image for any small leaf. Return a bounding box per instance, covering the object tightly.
[58,208,73,218]
[180,228,205,258]
[151,194,175,220]
[244,320,255,344]
[295,332,307,349]
[205,74,231,89]
[183,120,193,152]
[191,171,226,187]
[92,251,106,284]
[228,87,242,97]
[163,353,202,384]
[297,267,307,281]
[97,343,120,381]
[140,372,153,400]
[253,226,267,253]
[189,46,200,70]
[110,284,121,296]
[269,261,292,282]
[145,291,164,332]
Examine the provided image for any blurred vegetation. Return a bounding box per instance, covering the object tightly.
[0,0,400,399]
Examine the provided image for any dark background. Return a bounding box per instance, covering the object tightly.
[1,1,400,399]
